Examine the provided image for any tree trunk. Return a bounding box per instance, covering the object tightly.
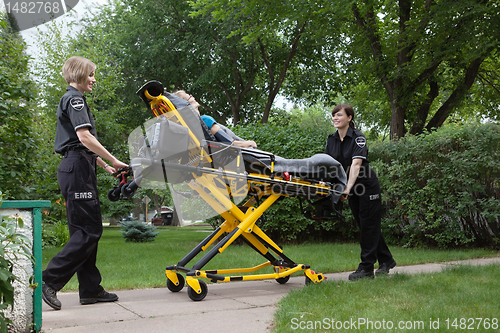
[409,78,439,135]
[132,197,141,220]
[425,55,486,131]
[259,23,306,124]
[389,98,406,140]
[218,46,256,125]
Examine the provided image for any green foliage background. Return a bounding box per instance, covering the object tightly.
[0,18,37,200]
[233,121,500,248]
[1,1,500,250]
[371,123,500,248]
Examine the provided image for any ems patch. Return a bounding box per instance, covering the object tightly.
[73,191,97,200]
[70,97,85,111]
[355,136,366,148]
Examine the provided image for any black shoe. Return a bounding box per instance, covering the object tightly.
[376,259,397,275]
[80,290,119,305]
[348,268,374,281]
[42,284,61,310]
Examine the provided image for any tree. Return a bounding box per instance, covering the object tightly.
[192,0,337,123]
[31,22,72,203]
[82,0,265,125]
[464,54,500,122]
[199,0,500,137]
[0,13,38,199]
[339,0,500,139]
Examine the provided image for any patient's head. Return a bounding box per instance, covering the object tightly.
[173,90,200,115]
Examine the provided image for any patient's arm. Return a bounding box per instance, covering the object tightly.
[211,124,257,148]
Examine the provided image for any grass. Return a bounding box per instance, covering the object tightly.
[42,226,499,292]
[273,264,500,332]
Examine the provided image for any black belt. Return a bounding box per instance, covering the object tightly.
[63,150,94,157]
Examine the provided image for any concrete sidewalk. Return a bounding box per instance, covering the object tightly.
[40,257,500,333]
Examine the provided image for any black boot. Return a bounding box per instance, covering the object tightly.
[42,283,62,310]
[80,290,119,305]
[376,259,396,275]
[348,268,374,281]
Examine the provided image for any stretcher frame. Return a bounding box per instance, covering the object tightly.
[129,82,346,301]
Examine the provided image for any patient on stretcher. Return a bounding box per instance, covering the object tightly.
[132,80,346,205]
[173,90,258,149]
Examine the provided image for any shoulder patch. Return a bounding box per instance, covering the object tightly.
[70,97,85,111]
[355,136,366,148]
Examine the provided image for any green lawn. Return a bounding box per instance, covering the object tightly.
[42,226,498,292]
[273,264,500,332]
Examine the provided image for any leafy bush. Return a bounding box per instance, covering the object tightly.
[0,211,31,333]
[40,199,70,248]
[232,122,500,248]
[370,124,500,248]
[234,122,329,159]
[0,15,38,200]
[119,220,159,242]
[41,221,69,249]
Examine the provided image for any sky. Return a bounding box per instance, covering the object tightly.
[0,0,108,55]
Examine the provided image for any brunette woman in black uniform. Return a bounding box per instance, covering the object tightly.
[325,104,396,281]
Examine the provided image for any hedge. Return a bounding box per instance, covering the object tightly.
[371,124,500,248]
[231,123,500,248]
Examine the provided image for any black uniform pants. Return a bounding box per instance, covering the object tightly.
[42,151,104,298]
[349,184,393,271]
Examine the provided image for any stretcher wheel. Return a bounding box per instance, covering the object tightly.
[187,280,208,301]
[166,273,185,292]
[107,188,121,202]
[121,183,136,198]
[276,275,290,284]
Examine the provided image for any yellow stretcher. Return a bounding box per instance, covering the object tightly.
[123,81,347,301]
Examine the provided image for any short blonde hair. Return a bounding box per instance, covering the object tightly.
[62,56,96,84]
[173,90,188,100]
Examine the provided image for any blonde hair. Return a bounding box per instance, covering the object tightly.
[172,90,188,100]
[62,56,96,84]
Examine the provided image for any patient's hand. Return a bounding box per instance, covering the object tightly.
[233,140,257,149]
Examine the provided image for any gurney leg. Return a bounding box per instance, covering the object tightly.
[165,219,237,289]
[190,194,280,271]
[304,268,325,285]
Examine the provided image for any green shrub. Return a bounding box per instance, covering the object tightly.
[371,124,500,248]
[234,122,329,159]
[257,198,359,243]
[119,220,159,242]
[41,221,69,249]
[0,211,31,333]
[232,122,500,248]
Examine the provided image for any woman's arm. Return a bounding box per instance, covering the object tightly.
[76,128,128,173]
[342,158,363,201]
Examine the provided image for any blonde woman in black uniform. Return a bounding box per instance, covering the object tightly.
[325,104,396,281]
[42,56,128,310]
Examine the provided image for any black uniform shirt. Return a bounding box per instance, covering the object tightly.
[54,86,97,155]
[325,127,378,192]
